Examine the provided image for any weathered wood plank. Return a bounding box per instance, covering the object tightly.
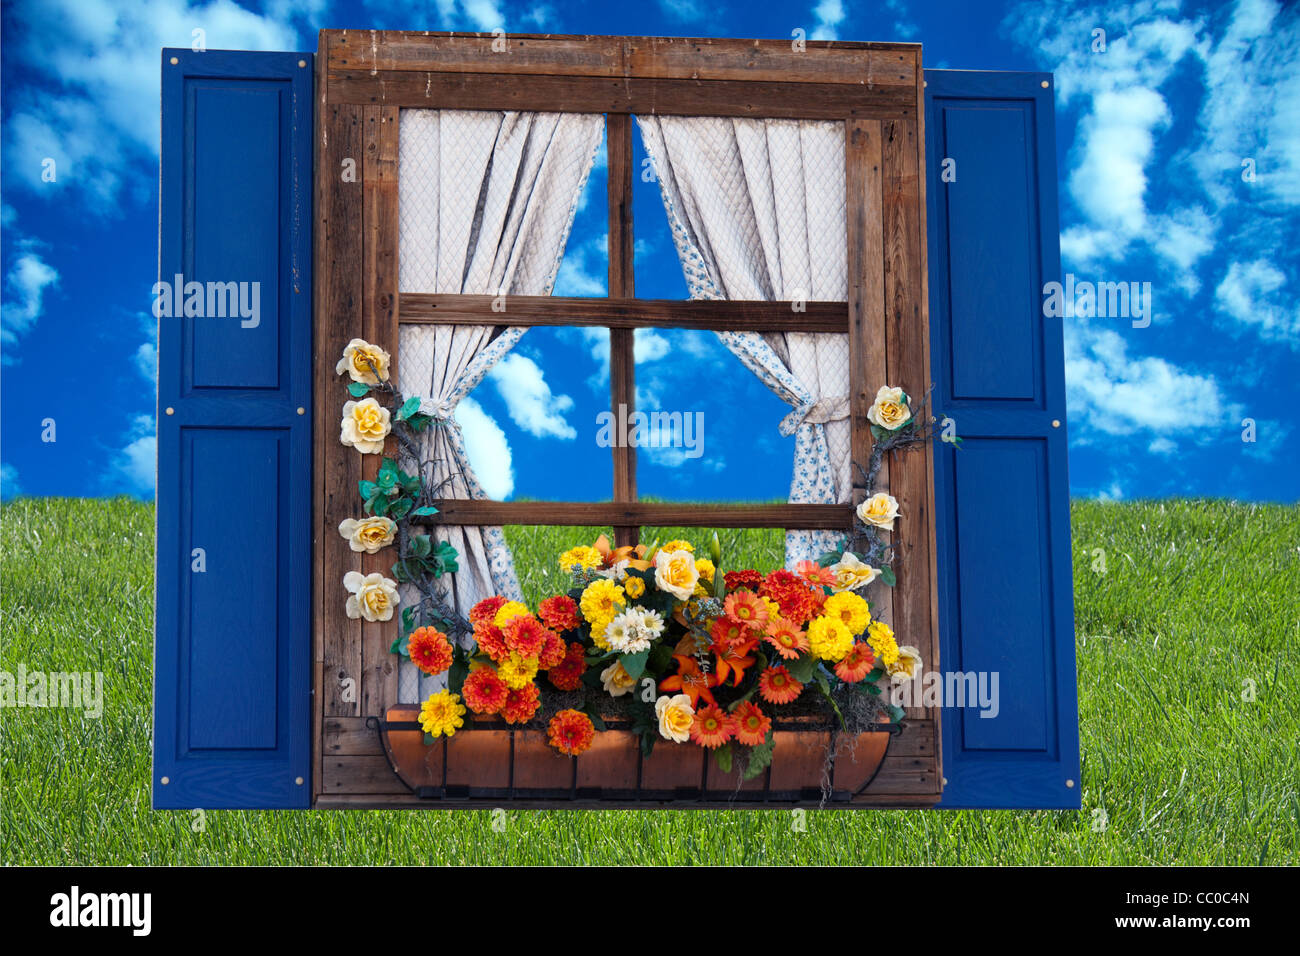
[607,113,638,550]
[419,500,854,529]
[323,716,385,755]
[320,754,409,794]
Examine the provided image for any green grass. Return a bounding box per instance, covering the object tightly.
[2,497,1297,864]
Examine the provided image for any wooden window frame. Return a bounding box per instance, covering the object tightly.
[314,30,941,803]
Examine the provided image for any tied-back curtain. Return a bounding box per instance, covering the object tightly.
[636,116,851,566]
[397,108,603,702]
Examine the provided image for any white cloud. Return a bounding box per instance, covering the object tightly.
[105,414,157,496]
[455,396,514,499]
[134,342,159,382]
[461,0,505,31]
[554,235,607,298]
[0,463,22,500]
[810,0,846,40]
[487,352,577,439]
[658,0,705,21]
[1,250,59,360]
[1215,258,1298,346]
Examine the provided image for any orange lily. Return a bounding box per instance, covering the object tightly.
[659,654,719,708]
[711,638,758,687]
[593,533,651,571]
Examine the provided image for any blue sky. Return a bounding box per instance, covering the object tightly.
[1,0,1296,504]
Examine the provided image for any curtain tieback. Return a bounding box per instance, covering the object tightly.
[779,395,850,436]
[418,397,459,424]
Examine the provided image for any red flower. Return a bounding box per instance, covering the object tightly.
[500,684,541,724]
[462,666,508,714]
[761,569,824,626]
[547,641,587,691]
[732,701,772,746]
[724,569,763,592]
[709,616,750,647]
[538,630,567,669]
[690,705,734,749]
[469,596,507,630]
[758,666,803,705]
[547,709,596,756]
[502,614,548,658]
[539,594,582,633]
[833,642,876,683]
[408,627,453,676]
[474,623,508,661]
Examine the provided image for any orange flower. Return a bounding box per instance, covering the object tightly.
[764,620,810,661]
[547,641,587,691]
[538,630,567,669]
[659,654,719,708]
[732,701,772,746]
[474,623,508,661]
[462,665,508,714]
[834,641,876,683]
[547,709,596,755]
[469,596,507,630]
[502,614,548,658]
[758,666,803,705]
[761,569,824,625]
[709,616,750,647]
[408,627,453,676]
[712,638,758,687]
[724,590,770,629]
[795,560,836,587]
[690,704,734,749]
[500,684,541,724]
[538,594,582,632]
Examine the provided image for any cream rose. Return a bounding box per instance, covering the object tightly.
[340,398,391,454]
[335,338,391,384]
[343,571,399,622]
[828,551,880,592]
[654,548,699,601]
[888,645,924,684]
[338,516,397,554]
[857,492,901,530]
[600,661,637,698]
[655,693,695,743]
[867,385,912,431]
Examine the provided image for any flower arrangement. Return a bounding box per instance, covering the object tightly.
[334,337,932,778]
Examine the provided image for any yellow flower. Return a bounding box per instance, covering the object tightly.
[867,620,900,667]
[763,597,783,621]
[692,582,709,598]
[655,693,695,743]
[340,398,391,454]
[857,492,901,531]
[337,516,397,554]
[654,548,699,601]
[824,591,871,636]
[866,385,912,431]
[493,601,530,628]
[343,571,399,622]
[661,539,694,554]
[624,576,646,599]
[419,690,465,737]
[601,661,637,697]
[335,337,391,384]
[808,615,854,662]
[694,558,715,582]
[559,545,602,572]
[888,645,923,684]
[580,579,625,625]
[498,653,539,690]
[828,552,880,593]
[590,619,611,651]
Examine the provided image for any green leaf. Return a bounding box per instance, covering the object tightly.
[880,565,897,587]
[424,731,435,746]
[389,632,411,657]
[358,479,379,501]
[410,534,432,558]
[411,505,439,517]
[816,550,842,567]
[740,731,776,781]
[886,704,905,723]
[347,382,371,398]
[787,652,818,684]
[619,649,650,680]
[390,560,413,584]
[395,396,422,421]
[388,497,412,520]
[715,743,734,774]
[369,493,389,517]
[448,655,468,696]
[406,412,433,431]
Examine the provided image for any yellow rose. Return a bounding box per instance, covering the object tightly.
[601,661,637,697]
[866,385,912,431]
[337,516,397,554]
[888,645,924,684]
[340,398,391,454]
[856,492,901,531]
[828,551,880,592]
[654,548,699,601]
[336,337,391,384]
[655,693,695,743]
[343,571,399,622]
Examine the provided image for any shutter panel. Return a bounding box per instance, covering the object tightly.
[925,70,1081,809]
[154,49,313,809]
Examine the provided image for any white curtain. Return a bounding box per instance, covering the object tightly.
[637,116,851,566]
[397,109,603,702]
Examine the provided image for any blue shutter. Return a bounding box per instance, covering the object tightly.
[154,49,313,809]
[925,70,1081,809]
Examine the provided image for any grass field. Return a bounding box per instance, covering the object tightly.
[1,497,1296,865]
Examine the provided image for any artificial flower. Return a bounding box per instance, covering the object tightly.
[857,492,901,530]
[724,569,763,592]
[538,630,568,669]
[470,596,508,630]
[474,623,507,661]
[579,578,626,626]
[866,385,912,431]
[888,645,924,684]
[408,627,453,676]
[867,620,900,667]
[764,620,810,660]
[655,693,695,743]
[335,337,391,384]
[547,642,587,691]
[492,600,530,629]
[828,552,880,592]
[559,545,602,572]
[758,665,803,704]
[724,590,770,629]
[547,709,595,756]
[500,684,541,724]
[660,539,694,554]
[654,548,700,601]
[418,690,465,737]
[497,652,539,690]
[538,594,582,632]
[623,576,646,599]
[834,642,876,683]
[600,660,637,697]
[462,665,508,714]
[595,559,630,582]
[795,559,836,587]
[709,616,751,647]
[343,571,399,622]
[694,558,715,583]
[605,609,654,654]
[339,398,391,454]
[824,591,872,636]
[761,569,824,625]
[337,516,397,554]
[808,614,855,662]
[501,614,548,658]
[659,655,718,708]
[690,704,734,749]
[629,606,665,639]
[731,701,772,747]
[712,639,757,686]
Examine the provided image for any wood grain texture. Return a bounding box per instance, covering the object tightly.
[398,294,848,331]
[419,500,855,529]
[607,113,638,549]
